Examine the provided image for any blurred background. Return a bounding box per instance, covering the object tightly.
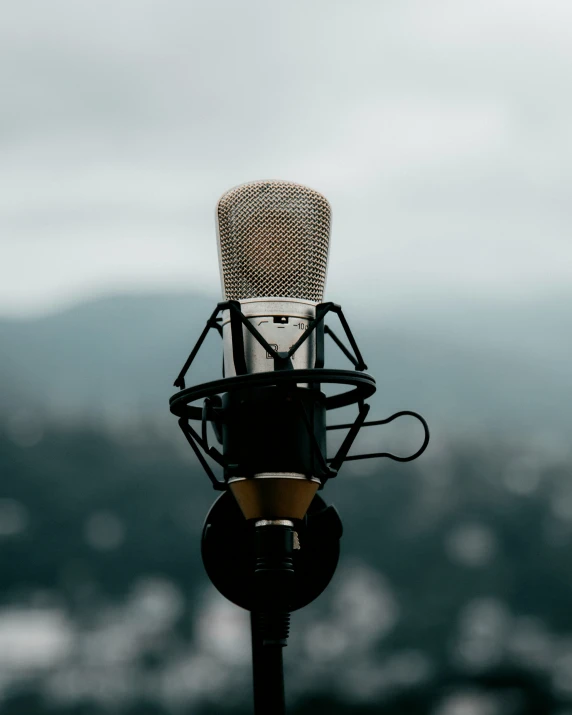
[1,1,571,713]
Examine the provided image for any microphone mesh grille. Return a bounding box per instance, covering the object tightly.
[217,180,331,302]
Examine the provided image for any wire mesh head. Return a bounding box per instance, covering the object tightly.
[216,180,331,302]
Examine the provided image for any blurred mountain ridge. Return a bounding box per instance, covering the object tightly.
[0,290,570,437]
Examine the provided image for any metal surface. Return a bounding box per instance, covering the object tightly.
[328,410,430,463]
[221,298,316,378]
[251,614,285,715]
[169,368,377,418]
[230,478,320,520]
[216,180,331,302]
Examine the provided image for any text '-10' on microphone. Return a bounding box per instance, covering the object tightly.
[168,180,430,709]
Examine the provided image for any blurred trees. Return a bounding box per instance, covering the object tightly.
[1,421,571,713]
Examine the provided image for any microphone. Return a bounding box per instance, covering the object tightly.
[168,179,429,712]
[216,180,332,523]
[170,176,429,526]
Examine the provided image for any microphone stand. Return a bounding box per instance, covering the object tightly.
[250,518,294,714]
[251,612,286,714]
[200,492,344,715]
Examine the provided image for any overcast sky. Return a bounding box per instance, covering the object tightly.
[2,0,571,316]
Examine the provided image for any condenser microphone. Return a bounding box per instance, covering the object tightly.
[215,180,332,521]
[170,178,428,520]
[169,179,429,711]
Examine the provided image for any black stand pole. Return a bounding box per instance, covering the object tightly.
[251,612,286,715]
[250,519,293,715]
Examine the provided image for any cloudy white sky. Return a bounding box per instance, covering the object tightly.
[2,0,571,316]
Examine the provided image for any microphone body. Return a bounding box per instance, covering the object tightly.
[221,298,316,378]
[215,180,331,521]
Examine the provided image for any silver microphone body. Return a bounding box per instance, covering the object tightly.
[215,180,331,519]
[221,298,316,378]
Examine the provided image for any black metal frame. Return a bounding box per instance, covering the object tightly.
[172,300,368,390]
[170,301,430,492]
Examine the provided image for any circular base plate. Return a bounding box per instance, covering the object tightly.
[201,491,342,612]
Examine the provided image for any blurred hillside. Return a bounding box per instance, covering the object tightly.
[0,291,570,439]
[0,418,571,714]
